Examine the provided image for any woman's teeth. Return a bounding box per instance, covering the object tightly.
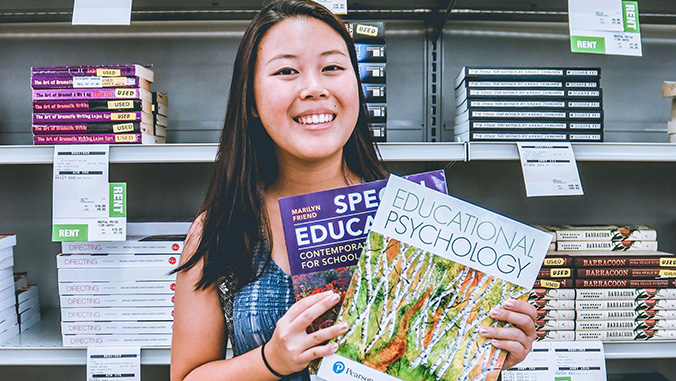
[296,114,334,125]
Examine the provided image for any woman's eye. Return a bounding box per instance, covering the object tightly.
[323,65,344,72]
[275,68,297,75]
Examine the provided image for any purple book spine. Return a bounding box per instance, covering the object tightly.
[32,88,142,100]
[33,133,142,145]
[31,65,142,76]
[32,111,142,123]
[31,74,141,89]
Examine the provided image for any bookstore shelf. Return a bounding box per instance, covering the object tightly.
[468,142,676,162]
[0,143,467,164]
[1,310,675,365]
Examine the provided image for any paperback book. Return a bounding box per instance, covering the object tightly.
[575,288,676,300]
[572,253,675,267]
[317,175,551,381]
[31,74,149,90]
[33,99,151,113]
[33,132,162,145]
[32,110,152,124]
[61,235,185,253]
[31,64,154,82]
[32,122,152,135]
[544,224,657,241]
[576,309,676,321]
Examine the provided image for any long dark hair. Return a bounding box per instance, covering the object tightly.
[175,0,388,291]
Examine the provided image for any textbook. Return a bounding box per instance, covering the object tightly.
[60,306,174,321]
[33,133,162,145]
[58,280,176,295]
[60,294,174,308]
[31,64,154,82]
[31,74,150,90]
[454,67,601,89]
[572,252,676,267]
[576,309,676,321]
[576,320,676,331]
[33,99,151,113]
[576,267,676,278]
[32,122,152,135]
[544,224,658,241]
[279,170,447,335]
[61,235,185,253]
[0,235,16,251]
[556,240,658,251]
[317,175,551,381]
[33,110,153,124]
[61,320,173,334]
[576,330,676,341]
[32,87,152,102]
[62,333,171,347]
[56,253,179,268]
[575,288,676,300]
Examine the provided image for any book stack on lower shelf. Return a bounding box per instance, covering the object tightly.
[531,254,575,341]
[15,282,40,333]
[453,67,604,142]
[30,64,167,145]
[57,232,185,347]
[348,21,387,142]
[662,81,676,143]
[0,235,19,344]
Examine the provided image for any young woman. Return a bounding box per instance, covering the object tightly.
[170,1,537,380]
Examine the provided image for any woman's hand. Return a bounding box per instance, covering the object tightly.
[263,290,350,376]
[479,299,537,370]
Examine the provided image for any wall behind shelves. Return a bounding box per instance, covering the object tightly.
[441,21,676,143]
[0,20,428,144]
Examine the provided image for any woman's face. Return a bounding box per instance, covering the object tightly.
[253,16,359,164]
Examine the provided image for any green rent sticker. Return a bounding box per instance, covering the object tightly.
[623,1,640,33]
[52,224,88,241]
[555,377,572,381]
[570,36,605,54]
[109,182,127,217]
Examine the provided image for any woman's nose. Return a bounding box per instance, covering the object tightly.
[299,72,328,99]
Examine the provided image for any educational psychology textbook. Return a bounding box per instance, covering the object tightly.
[279,170,447,333]
[317,175,552,381]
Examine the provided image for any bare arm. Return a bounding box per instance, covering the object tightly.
[170,217,348,381]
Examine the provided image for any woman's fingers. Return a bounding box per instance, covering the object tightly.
[287,292,342,332]
[295,322,350,364]
[480,299,538,369]
[278,290,338,326]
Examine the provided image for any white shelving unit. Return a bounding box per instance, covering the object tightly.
[468,142,676,162]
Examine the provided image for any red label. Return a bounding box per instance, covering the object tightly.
[169,257,177,265]
[170,283,176,291]
[171,296,175,303]
[172,243,179,251]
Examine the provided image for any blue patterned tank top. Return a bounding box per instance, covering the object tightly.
[220,238,309,381]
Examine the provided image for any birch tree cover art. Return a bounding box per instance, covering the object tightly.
[334,231,529,381]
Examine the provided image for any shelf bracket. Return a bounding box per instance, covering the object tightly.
[428,0,457,43]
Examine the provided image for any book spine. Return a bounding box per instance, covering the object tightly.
[536,309,576,320]
[32,88,145,100]
[354,43,386,62]
[60,307,174,321]
[533,278,575,288]
[60,294,174,308]
[576,330,676,341]
[535,330,575,341]
[58,281,175,295]
[542,256,573,267]
[576,299,676,310]
[33,111,144,123]
[61,240,184,254]
[465,80,599,89]
[62,334,172,347]
[58,267,176,282]
[33,133,143,145]
[557,240,658,251]
[56,253,179,268]
[575,288,676,300]
[573,256,676,268]
[467,109,603,121]
[537,268,573,278]
[33,99,143,113]
[529,299,576,310]
[529,288,576,300]
[577,309,676,320]
[556,227,657,241]
[61,321,174,334]
[576,278,676,288]
[32,65,143,75]
[31,75,141,89]
[576,267,676,278]
[32,122,144,135]
[535,319,575,330]
[576,320,676,331]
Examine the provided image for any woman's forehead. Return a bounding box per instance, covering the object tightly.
[258,17,349,58]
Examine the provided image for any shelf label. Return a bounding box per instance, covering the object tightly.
[52,145,126,241]
[72,0,132,25]
[517,142,584,197]
[87,347,140,381]
[568,0,642,56]
[313,0,348,15]
[503,341,607,381]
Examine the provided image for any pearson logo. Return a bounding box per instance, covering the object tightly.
[333,361,345,374]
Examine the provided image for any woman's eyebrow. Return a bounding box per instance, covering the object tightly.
[264,49,348,65]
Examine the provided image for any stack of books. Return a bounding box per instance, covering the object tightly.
[15,283,40,333]
[57,223,188,347]
[31,64,166,145]
[662,81,676,143]
[348,22,387,142]
[0,234,19,344]
[453,67,604,142]
[549,224,658,252]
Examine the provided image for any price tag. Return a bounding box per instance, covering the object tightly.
[72,0,133,25]
[502,342,555,381]
[313,0,348,15]
[87,347,140,381]
[517,142,584,197]
[568,0,642,56]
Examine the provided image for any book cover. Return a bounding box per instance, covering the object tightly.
[31,64,154,82]
[33,99,150,113]
[535,330,575,341]
[32,122,151,135]
[33,133,162,145]
[529,299,575,310]
[576,267,676,278]
[62,334,171,347]
[61,235,184,254]
[33,110,151,124]
[61,321,174,334]
[454,67,601,89]
[279,170,447,349]
[58,267,176,282]
[575,288,676,300]
[32,87,152,102]
[317,175,551,381]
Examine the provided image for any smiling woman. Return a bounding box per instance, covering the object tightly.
[169,1,536,380]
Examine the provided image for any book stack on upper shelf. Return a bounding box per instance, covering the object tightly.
[662,81,676,143]
[0,235,19,344]
[30,64,167,145]
[56,223,187,347]
[453,67,604,142]
[347,22,387,142]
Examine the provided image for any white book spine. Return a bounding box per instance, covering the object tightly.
[535,330,575,341]
[61,238,184,254]
[19,312,40,333]
[557,241,658,251]
[60,307,174,321]
[58,267,175,282]
[0,313,18,332]
[576,330,676,341]
[576,310,676,320]
[0,324,19,344]
[57,253,180,268]
[529,289,576,300]
[62,333,172,347]
[535,319,575,330]
[0,235,17,251]
[536,309,576,320]
[576,320,676,331]
[576,299,676,311]
[0,247,12,262]
[62,321,173,334]
[59,281,175,295]
[576,289,676,300]
[60,294,174,308]
[529,299,576,310]
[555,227,657,241]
